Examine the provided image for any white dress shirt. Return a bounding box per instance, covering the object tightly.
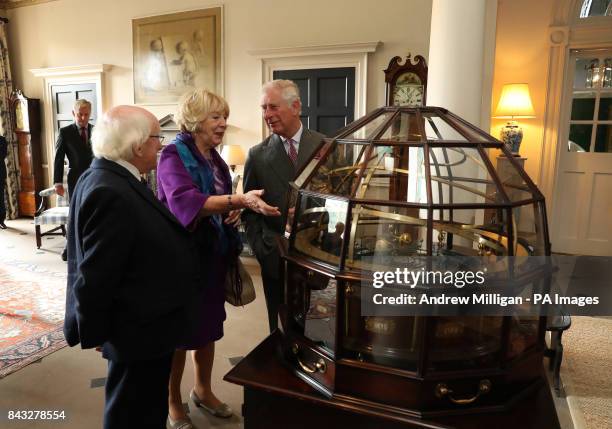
[110,158,142,181]
[280,124,304,156]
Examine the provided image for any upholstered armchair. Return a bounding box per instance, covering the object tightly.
[34,184,69,249]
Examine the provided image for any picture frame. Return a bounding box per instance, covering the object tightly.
[132,7,222,105]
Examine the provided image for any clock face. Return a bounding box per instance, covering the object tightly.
[392,84,424,106]
[14,99,30,132]
[15,102,24,130]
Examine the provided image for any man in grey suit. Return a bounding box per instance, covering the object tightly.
[243,80,325,332]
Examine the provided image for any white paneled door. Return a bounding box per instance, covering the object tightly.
[553,49,612,256]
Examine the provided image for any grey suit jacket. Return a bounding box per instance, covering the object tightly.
[242,129,325,278]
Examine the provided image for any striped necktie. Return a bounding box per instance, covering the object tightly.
[80,127,87,144]
[287,138,298,166]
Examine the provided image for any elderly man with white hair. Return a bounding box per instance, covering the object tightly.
[63,105,200,429]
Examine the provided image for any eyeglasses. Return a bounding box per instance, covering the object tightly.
[150,135,165,143]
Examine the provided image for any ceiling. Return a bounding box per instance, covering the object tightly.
[0,0,59,10]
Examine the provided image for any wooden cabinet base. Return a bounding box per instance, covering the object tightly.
[225,332,561,429]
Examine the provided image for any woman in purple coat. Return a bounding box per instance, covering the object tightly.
[157,89,279,429]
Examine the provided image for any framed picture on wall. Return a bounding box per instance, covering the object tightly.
[132,7,222,104]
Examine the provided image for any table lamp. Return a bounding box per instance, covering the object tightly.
[493,83,536,155]
[221,144,246,172]
[221,144,246,192]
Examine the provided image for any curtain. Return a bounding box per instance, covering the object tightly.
[0,21,19,219]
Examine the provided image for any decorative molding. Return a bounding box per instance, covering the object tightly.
[248,41,381,59]
[548,26,569,46]
[31,64,111,77]
[568,25,612,48]
[550,0,577,26]
[0,0,58,9]
[540,27,570,210]
[539,34,569,204]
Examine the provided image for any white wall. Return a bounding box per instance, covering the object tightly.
[490,0,554,183]
[7,0,432,178]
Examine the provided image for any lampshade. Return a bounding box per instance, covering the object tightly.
[493,83,536,118]
[220,144,246,166]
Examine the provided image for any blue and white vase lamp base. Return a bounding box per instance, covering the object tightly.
[500,120,522,156]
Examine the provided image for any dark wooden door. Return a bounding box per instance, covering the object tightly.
[50,83,97,141]
[273,68,355,136]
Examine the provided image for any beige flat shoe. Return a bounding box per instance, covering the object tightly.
[190,389,233,418]
[167,415,194,429]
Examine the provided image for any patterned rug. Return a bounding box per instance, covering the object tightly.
[562,317,612,429]
[0,259,67,378]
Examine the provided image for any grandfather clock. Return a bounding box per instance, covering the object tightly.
[384,54,428,107]
[384,54,428,202]
[11,90,43,217]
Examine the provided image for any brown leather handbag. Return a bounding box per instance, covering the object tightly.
[224,258,255,306]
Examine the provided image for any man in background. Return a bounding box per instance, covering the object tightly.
[63,105,199,429]
[243,79,325,332]
[53,99,94,259]
[0,135,7,229]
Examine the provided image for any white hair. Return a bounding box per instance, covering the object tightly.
[262,79,301,106]
[91,110,151,161]
[73,99,91,112]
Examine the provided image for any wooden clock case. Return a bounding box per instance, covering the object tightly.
[10,90,43,217]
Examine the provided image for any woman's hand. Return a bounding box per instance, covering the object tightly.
[242,190,281,216]
[224,209,242,226]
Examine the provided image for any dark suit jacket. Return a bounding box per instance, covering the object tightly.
[0,136,7,180]
[0,136,6,219]
[242,129,325,279]
[63,158,200,362]
[53,123,94,195]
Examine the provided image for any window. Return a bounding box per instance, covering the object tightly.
[568,51,612,152]
[579,0,612,18]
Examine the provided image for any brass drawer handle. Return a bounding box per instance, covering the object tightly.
[291,344,327,374]
[435,379,491,405]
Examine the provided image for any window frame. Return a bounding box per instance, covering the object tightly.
[567,49,612,152]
